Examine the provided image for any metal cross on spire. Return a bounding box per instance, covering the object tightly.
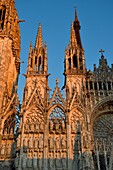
[99,49,105,56]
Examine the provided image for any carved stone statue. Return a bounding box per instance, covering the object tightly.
[23,137,27,147]
[62,121,65,130]
[61,137,66,149]
[6,143,11,155]
[1,143,5,155]
[33,152,38,168]
[56,137,60,149]
[24,123,29,132]
[82,149,94,170]
[55,152,61,168]
[35,123,39,132]
[28,137,33,148]
[22,156,27,169]
[15,153,19,168]
[10,127,14,134]
[71,121,76,132]
[38,153,43,170]
[38,137,43,149]
[34,137,38,148]
[49,137,54,149]
[61,153,67,169]
[40,122,44,131]
[50,121,53,130]
[49,153,54,169]
[30,123,34,132]
[56,123,60,131]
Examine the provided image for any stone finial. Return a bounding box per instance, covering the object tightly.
[56,78,59,86]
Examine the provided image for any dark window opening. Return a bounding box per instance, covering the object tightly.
[73,55,78,68]
[103,82,107,90]
[99,82,102,90]
[35,56,37,65]
[38,56,41,72]
[30,58,33,68]
[108,82,111,90]
[86,82,88,90]
[90,81,93,90]
[0,6,6,30]
[94,82,97,90]
[68,58,71,69]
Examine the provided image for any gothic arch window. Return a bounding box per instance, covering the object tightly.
[73,54,78,68]
[0,5,6,30]
[35,56,37,65]
[38,56,42,72]
[68,57,71,69]
[49,107,66,131]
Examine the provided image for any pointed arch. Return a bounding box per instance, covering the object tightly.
[0,5,6,30]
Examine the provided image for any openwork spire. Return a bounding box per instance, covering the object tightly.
[70,23,77,45]
[35,24,43,49]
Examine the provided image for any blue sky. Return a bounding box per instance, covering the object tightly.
[15,0,113,102]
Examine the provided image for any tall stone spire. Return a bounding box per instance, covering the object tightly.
[35,24,43,49]
[70,23,77,46]
[73,7,82,48]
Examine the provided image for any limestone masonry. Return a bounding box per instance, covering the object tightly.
[0,1,113,170]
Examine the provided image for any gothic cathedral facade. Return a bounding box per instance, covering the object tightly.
[0,1,113,170]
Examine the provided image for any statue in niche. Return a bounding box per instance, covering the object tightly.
[40,122,44,131]
[82,149,94,170]
[61,137,66,149]
[28,137,33,148]
[27,153,33,168]
[38,153,43,170]
[10,127,14,134]
[50,121,53,131]
[55,152,61,168]
[49,137,54,149]
[15,152,19,168]
[56,122,60,131]
[71,137,75,149]
[30,123,34,132]
[61,153,67,169]
[23,137,27,147]
[34,137,38,148]
[35,123,39,132]
[12,142,16,157]
[38,137,43,149]
[0,143,5,155]
[33,152,38,168]
[55,137,60,150]
[21,155,27,169]
[71,120,76,132]
[62,121,65,130]
[24,123,29,132]
[77,120,81,133]
[4,128,7,135]
[49,153,54,169]
[6,143,11,155]
[17,135,20,148]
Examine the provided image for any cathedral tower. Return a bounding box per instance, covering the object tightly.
[0,0,20,168]
[16,24,50,170]
[64,9,86,99]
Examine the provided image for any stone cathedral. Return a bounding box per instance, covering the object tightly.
[0,1,113,170]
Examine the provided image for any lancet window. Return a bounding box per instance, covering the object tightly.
[0,5,6,30]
